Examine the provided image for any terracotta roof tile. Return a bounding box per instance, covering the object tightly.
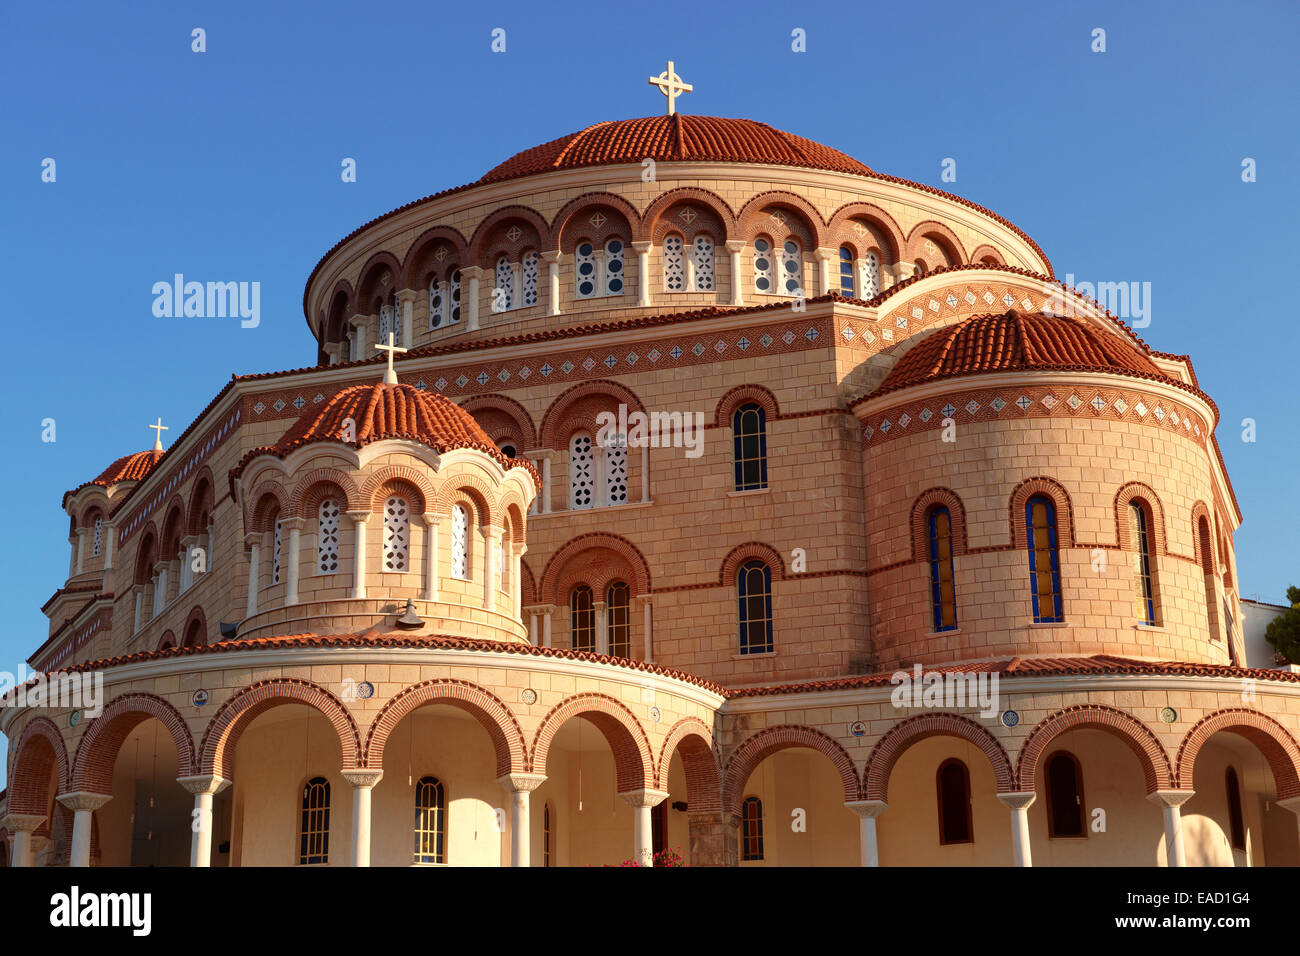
[62,448,163,508]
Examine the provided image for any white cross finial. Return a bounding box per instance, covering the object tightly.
[374,331,408,385]
[148,417,168,451]
[648,60,692,115]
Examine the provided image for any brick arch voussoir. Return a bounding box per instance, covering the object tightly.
[159,497,187,553]
[826,201,906,262]
[321,277,356,341]
[531,693,654,791]
[1191,501,1214,570]
[736,190,825,245]
[198,679,360,779]
[656,717,721,810]
[460,394,538,450]
[910,488,969,562]
[1115,481,1168,554]
[539,533,652,605]
[863,713,1013,801]
[1016,704,1172,794]
[72,693,195,794]
[520,558,537,606]
[186,466,217,534]
[76,497,108,534]
[434,472,497,526]
[1176,708,1300,799]
[360,464,435,515]
[289,468,364,518]
[714,384,780,428]
[968,244,1006,266]
[720,542,785,585]
[364,679,527,777]
[551,192,642,249]
[354,250,404,309]
[641,187,737,238]
[1009,476,1076,549]
[905,220,967,266]
[723,725,859,814]
[468,205,551,264]
[539,379,649,449]
[244,479,290,534]
[9,717,70,813]
[401,224,471,287]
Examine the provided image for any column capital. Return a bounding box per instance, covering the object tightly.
[1146,789,1196,809]
[496,772,547,793]
[421,511,447,524]
[540,249,563,264]
[341,769,384,789]
[55,791,113,813]
[394,287,420,304]
[724,239,747,253]
[813,246,840,261]
[633,594,653,610]
[243,532,263,548]
[0,813,47,833]
[630,240,653,254]
[523,604,554,618]
[346,509,371,522]
[996,791,1037,811]
[279,516,306,533]
[176,774,231,796]
[843,799,888,819]
[618,788,670,809]
[348,313,369,329]
[460,264,485,280]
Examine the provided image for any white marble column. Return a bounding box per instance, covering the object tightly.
[637,596,654,662]
[541,454,553,513]
[593,444,607,507]
[421,513,441,601]
[396,289,417,348]
[543,251,562,316]
[2,813,45,868]
[350,315,367,359]
[75,529,87,574]
[542,605,554,648]
[726,239,745,306]
[497,773,546,867]
[482,526,501,610]
[1148,790,1195,867]
[133,584,145,633]
[595,600,609,655]
[244,536,261,617]
[633,241,652,307]
[283,518,303,606]
[348,511,368,599]
[815,247,836,295]
[343,770,383,867]
[103,528,114,570]
[997,791,1036,867]
[845,800,887,866]
[512,544,524,620]
[177,775,230,867]
[525,607,541,646]
[464,266,484,331]
[619,789,670,866]
[56,792,112,867]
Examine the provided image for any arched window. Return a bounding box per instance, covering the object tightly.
[859,251,880,298]
[493,256,514,313]
[1197,516,1220,641]
[1129,502,1157,625]
[936,759,973,844]
[543,802,554,867]
[413,776,446,864]
[92,515,103,558]
[521,251,539,307]
[569,433,595,510]
[271,512,282,586]
[299,777,330,864]
[780,240,803,294]
[183,618,205,648]
[570,585,595,652]
[663,235,685,292]
[753,238,774,293]
[575,242,598,299]
[1225,766,1246,851]
[448,269,461,324]
[927,506,957,632]
[450,504,469,580]
[383,496,410,572]
[691,236,715,291]
[1025,496,1063,623]
[498,441,518,459]
[379,302,396,344]
[607,581,630,658]
[604,239,625,296]
[732,403,768,491]
[737,560,773,655]
[1046,752,1085,838]
[428,275,444,329]
[741,796,764,861]
[604,436,628,505]
[317,499,340,574]
[838,246,855,296]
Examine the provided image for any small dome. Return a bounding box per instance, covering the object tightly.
[873,310,1169,397]
[480,115,874,184]
[63,448,164,508]
[234,383,529,475]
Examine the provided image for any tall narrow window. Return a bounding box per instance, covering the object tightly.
[1225,767,1246,851]
[383,496,410,572]
[521,251,539,307]
[1198,516,1220,641]
[1046,752,1085,838]
[607,581,630,658]
[569,433,595,509]
[663,236,685,292]
[691,236,715,291]
[780,240,803,294]
[575,242,598,298]
[413,776,446,864]
[737,560,773,654]
[605,436,628,505]
[543,803,554,867]
[860,251,880,298]
[428,276,444,329]
[317,498,340,574]
[936,759,973,845]
[732,403,768,491]
[1130,502,1157,625]
[753,238,774,293]
[570,585,595,652]
[928,506,957,632]
[450,504,469,580]
[493,256,514,312]
[272,515,282,586]
[448,269,461,324]
[299,777,330,864]
[379,303,395,343]
[838,246,855,295]
[92,516,103,557]
[741,796,764,861]
[1026,496,1063,623]
[604,239,624,296]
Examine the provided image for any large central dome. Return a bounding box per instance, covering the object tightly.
[479,115,875,184]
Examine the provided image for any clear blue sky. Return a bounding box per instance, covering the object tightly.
[2,1,1297,768]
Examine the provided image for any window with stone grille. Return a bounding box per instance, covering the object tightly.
[569,433,595,509]
[606,581,630,658]
[272,516,282,585]
[448,269,461,323]
[493,256,514,313]
[451,504,469,579]
[860,251,880,298]
[299,777,330,865]
[741,796,764,861]
[753,238,775,293]
[521,251,539,307]
[604,239,625,295]
[779,239,803,294]
[604,435,628,505]
[317,499,340,574]
[428,276,444,329]
[732,403,767,491]
[92,515,103,557]
[737,560,773,654]
[691,235,714,291]
[663,235,685,292]
[570,585,595,652]
[413,776,446,864]
[383,496,410,572]
[575,242,599,298]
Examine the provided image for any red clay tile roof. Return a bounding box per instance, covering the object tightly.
[479,115,875,183]
[62,448,163,507]
[231,382,540,484]
[867,309,1176,400]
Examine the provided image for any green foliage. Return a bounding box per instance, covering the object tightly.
[1264,586,1300,664]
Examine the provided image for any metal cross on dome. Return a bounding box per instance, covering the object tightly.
[148,417,168,451]
[375,331,408,385]
[648,60,692,115]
